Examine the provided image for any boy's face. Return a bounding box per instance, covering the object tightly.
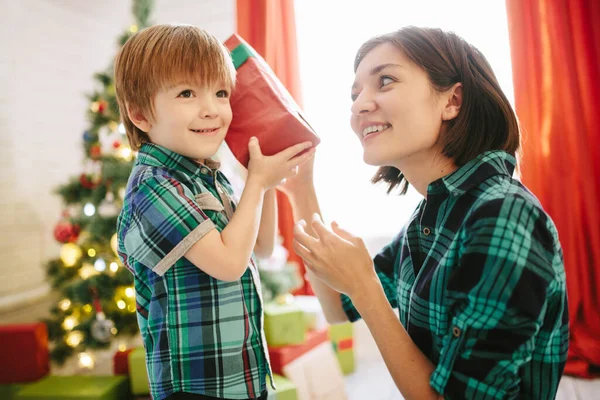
[145,82,232,162]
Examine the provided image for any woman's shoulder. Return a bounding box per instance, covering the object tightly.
[466,175,561,250]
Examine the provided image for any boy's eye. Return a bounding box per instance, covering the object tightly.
[379,75,395,88]
[216,90,229,98]
[350,93,358,102]
[178,90,194,98]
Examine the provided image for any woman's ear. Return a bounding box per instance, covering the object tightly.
[442,83,463,121]
[126,104,152,132]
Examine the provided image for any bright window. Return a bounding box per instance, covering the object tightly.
[295,0,514,240]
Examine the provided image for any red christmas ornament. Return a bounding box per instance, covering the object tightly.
[90,144,101,159]
[80,173,99,189]
[53,221,80,243]
[112,140,121,149]
[97,100,107,114]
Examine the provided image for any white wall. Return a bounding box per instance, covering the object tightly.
[0,0,235,311]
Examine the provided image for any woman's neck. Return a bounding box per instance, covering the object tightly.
[397,150,458,198]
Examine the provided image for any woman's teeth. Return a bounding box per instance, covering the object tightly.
[362,124,390,138]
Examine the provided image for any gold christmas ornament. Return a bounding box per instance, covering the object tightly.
[62,315,78,331]
[60,243,82,267]
[58,299,71,311]
[66,331,84,347]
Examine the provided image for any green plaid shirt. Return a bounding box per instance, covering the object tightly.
[117,143,272,400]
[342,150,569,399]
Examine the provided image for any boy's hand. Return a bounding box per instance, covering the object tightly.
[246,137,315,190]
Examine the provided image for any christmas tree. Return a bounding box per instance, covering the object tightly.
[42,0,154,366]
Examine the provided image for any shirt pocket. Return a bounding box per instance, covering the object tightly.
[194,192,229,226]
[195,192,225,212]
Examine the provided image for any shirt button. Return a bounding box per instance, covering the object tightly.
[423,227,431,236]
[452,326,461,337]
[200,167,209,175]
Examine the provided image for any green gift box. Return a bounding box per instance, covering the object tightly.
[267,374,297,400]
[15,376,129,400]
[334,348,355,375]
[329,322,355,375]
[0,383,26,400]
[264,303,305,347]
[128,347,149,395]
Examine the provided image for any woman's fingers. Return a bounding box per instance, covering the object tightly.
[279,141,313,161]
[293,219,320,250]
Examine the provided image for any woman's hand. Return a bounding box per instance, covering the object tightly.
[293,213,379,299]
[277,146,316,198]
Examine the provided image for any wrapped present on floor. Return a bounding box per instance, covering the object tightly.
[15,375,129,400]
[328,322,355,375]
[267,374,297,400]
[128,347,149,396]
[264,302,306,347]
[0,323,49,384]
[293,295,327,332]
[282,341,347,400]
[113,348,134,376]
[223,34,320,167]
[0,383,26,400]
[268,328,328,375]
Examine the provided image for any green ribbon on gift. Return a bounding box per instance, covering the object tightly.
[230,43,258,69]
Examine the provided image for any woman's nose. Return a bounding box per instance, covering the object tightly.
[350,91,376,116]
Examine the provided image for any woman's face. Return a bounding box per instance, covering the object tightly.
[350,43,447,168]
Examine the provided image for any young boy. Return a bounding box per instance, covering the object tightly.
[114,24,314,400]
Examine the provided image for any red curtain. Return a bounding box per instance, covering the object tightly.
[236,0,311,294]
[506,0,600,377]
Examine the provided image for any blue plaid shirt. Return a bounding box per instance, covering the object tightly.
[117,143,273,399]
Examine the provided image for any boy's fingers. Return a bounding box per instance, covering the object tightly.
[288,148,315,168]
[280,141,313,160]
[248,137,262,159]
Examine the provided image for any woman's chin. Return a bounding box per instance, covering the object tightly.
[363,152,387,167]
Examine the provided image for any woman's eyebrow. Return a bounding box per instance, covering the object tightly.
[352,63,404,89]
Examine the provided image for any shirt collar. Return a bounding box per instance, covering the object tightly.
[136,143,221,177]
[427,150,516,197]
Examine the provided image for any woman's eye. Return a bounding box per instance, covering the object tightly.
[350,93,358,101]
[379,75,394,87]
[178,90,194,98]
[216,90,229,98]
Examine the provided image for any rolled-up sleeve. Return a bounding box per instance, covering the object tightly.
[123,175,215,276]
[341,232,402,322]
[430,197,563,399]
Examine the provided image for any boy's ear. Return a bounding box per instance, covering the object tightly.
[442,83,463,121]
[126,104,152,132]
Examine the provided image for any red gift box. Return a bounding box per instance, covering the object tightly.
[113,348,134,376]
[0,323,49,383]
[224,34,320,167]
[268,328,329,375]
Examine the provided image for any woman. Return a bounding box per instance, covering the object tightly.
[280,26,568,399]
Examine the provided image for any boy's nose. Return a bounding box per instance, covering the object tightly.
[199,96,218,118]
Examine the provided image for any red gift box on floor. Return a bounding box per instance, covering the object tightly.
[0,323,49,383]
[268,328,329,375]
[224,34,320,167]
[112,348,134,376]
